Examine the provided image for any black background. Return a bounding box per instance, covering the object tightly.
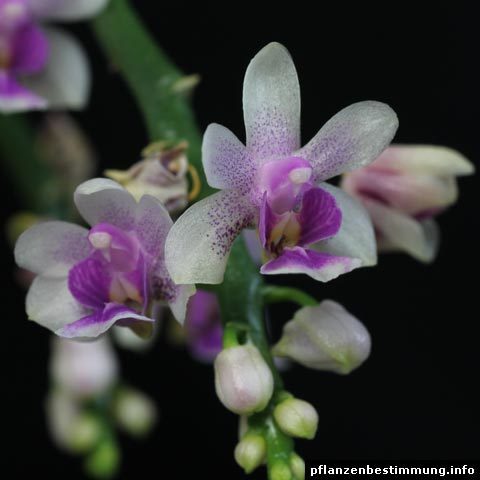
[1,2,479,478]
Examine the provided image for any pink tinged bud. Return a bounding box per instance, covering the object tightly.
[273,398,318,439]
[234,433,266,474]
[50,337,118,398]
[272,300,371,374]
[214,344,274,415]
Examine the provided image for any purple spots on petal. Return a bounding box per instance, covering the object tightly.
[246,106,299,159]
[206,190,255,258]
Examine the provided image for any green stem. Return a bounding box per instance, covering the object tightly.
[0,115,62,215]
[262,285,317,308]
[91,0,213,200]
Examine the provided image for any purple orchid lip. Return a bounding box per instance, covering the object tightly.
[65,222,150,335]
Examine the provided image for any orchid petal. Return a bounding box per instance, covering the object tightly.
[202,123,254,192]
[165,190,255,284]
[312,183,377,267]
[28,0,109,21]
[365,199,439,263]
[58,303,153,339]
[22,28,90,110]
[297,101,398,182]
[298,187,342,246]
[168,284,196,325]
[14,221,91,277]
[74,178,137,229]
[260,246,360,282]
[243,42,300,159]
[135,195,172,258]
[26,275,87,333]
[372,145,475,176]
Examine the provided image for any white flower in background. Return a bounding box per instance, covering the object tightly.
[0,0,109,113]
[341,145,475,262]
[50,336,118,397]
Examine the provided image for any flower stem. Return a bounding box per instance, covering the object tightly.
[262,285,317,308]
[90,0,214,200]
[91,2,298,477]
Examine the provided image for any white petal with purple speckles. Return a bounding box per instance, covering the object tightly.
[260,246,360,282]
[202,123,254,193]
[312,183,377,267]
[28,0,109,21]
[297,101,398,182]
[135,195,172,258]
[22,28,90,110]
[26,275,88,332]
[243,42,300,159]
[364,199,439,263]
[14,221,91,277]
[165,190,255,284]
[74,178,137,229]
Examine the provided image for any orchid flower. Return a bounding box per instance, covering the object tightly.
[0,0,108,113]
[165,42,399,285]
[341,145,475,262]
[14,178,195,338]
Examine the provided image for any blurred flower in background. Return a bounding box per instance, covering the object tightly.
[47,336,157,478]
[0,0,109,113]
[105,140,191,215]
[341,145,475,262]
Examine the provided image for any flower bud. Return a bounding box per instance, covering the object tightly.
[271,461,293,480]
[113,388,157,437]
[84,439,120,479]
[105,141,189,213]
[50,337,118,398]
[234,433,266,473]
[273,398,318,439]
[272,300,371,374]
[290,453,305,480]
[214,344,274,414]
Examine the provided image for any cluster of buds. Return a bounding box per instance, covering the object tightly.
[46,337,157,477]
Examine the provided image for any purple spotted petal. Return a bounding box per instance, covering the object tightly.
[68,255,110,309]
[58,303,153,339]
[0,70,46,111]
[260,246,360,282]
[298,187,342,247]
[202,123,255,194]
[243,43,301,159]
[11,21,48,73]
[297,101,398,182]
[165,189,256,284]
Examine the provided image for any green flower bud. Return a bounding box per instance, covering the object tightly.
[273,398,318,439]
[234,433,266,474]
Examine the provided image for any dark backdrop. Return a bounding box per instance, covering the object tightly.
[1,2,479,478]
